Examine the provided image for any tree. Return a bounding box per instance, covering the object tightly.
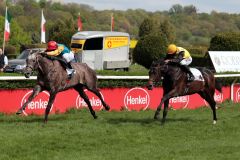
[0,16,31,52]
[48,19,76,47]
[169,4,183,14]
[209,32,240,51]
[39,0,47,8]
[133,32,168,69]
[160,19,175,43]
[138,18,154,38]
[183,5,197,15]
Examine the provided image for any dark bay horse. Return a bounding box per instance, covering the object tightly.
[147,59,222,124]
[16,50,110,122]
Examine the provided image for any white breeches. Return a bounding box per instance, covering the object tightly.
[180,57,192,66]
[62,51,75,63]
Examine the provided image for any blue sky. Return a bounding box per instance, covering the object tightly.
[64,0,240,13]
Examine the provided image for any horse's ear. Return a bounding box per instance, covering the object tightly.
[28,49,33,55]
[37,49,46,55]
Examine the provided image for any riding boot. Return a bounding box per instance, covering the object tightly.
[66,62,75,79]
[54,57,75,79]
[181,65,194,82]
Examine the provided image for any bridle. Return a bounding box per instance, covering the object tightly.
[25,65,34,71]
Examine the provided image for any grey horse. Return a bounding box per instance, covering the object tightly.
[16,50,110,122]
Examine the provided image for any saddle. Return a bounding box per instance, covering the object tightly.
[42,53,70,69]
[189,68,204,81]
[166,61,204,82]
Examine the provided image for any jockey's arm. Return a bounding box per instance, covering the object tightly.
[177,51,185,60]
[168,51,184,64]
[165,54,175,60]
[46,46,64,56]
[46,50,60,56]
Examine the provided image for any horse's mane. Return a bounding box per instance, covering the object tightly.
[153,58,179,68]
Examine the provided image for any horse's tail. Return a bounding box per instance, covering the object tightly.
[215,78,222,93]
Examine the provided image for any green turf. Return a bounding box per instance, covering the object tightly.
[0,101,240,160]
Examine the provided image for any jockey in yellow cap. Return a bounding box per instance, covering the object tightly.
[165,44,194,82]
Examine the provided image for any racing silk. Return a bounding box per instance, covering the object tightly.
[165,46,192,65]
[176,47,190,59]
[46,44,70,56]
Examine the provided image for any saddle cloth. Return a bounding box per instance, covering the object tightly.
[190,68,204,81]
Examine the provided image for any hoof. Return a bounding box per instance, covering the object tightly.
[154,116,159,120]
[94,115,98,119]
[16,109,23,115]
[161,119,166,124]
[105,105,110,111]
[213,120,217,125]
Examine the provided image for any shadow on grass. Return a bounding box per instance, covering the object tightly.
[107,117,195,125]
[0,115,68,123]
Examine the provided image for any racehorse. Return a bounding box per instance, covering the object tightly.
[147,59,222,124]
[16,50,110,122]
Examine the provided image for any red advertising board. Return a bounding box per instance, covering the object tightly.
[0,86,232,115]
[232,83,240,103]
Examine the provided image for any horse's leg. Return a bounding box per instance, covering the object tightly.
[87,87,110,111]
[16,85,42,115]
[74,85,97,119]
[44,93,56,123]
[154,99,163,120]
[162,99,170,124]
[154,89,176,122]
[198,91,217,124]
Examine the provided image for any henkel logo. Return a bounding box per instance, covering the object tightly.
[169,96,189,110]
[76,90,104,111]
[214,91,223,103]
[204,91,223,106]
[124,88,150,111]
[21,91,52,115]
[235,88,240,102]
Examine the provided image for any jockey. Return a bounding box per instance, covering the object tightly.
[46,41,75,79]
[165,44,194,82]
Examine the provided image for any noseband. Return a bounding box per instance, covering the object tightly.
[25,65,34,71]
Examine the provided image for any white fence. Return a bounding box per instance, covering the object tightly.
[0,74,240,80]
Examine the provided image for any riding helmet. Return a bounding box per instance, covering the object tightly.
[167,44,177,54]
[47,41,58,51]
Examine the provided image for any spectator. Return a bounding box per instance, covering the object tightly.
[0,48,8,72]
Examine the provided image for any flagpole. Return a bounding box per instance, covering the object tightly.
[78,12,80,31]
[41,9,46,44]
[77,12,82,31]
[111,13,113,32]
[2,7,7,55]
[41,9,43,44]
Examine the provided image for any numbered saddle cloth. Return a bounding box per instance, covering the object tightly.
[190,68,204,81]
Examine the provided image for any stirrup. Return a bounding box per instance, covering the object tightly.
[67,69,75,80]
[187,75,194,82]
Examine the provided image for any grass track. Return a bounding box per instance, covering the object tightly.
[0,101,240,160]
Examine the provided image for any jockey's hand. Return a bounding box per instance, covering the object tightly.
[40,51,48,57]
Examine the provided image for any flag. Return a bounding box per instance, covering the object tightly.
[77,13,82,31]
[41,10,46,43]
[111,13,114,31]
[4,7,11,42]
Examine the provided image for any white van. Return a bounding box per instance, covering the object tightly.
[71,31,130,70]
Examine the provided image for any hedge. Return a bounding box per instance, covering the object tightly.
[0,77,238,89]
[209,32,240,51]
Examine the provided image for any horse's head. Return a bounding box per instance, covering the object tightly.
[147,60,165,90]
[23,50,40,78]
